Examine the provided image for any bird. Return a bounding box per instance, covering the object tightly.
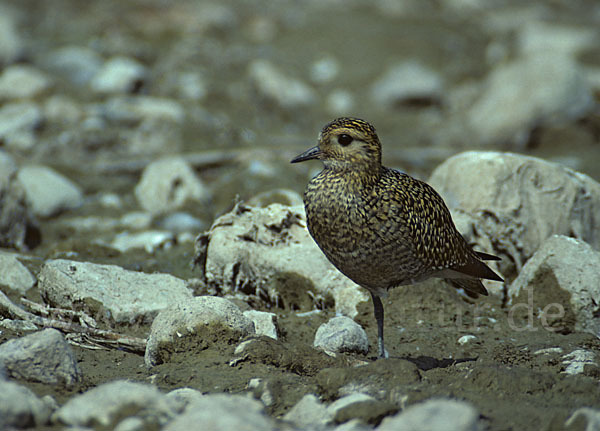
[291,117,503,359]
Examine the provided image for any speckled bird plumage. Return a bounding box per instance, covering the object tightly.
[291,117,503,358]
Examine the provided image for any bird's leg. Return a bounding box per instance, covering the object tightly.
[371,292,389,359]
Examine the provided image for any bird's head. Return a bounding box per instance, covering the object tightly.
[291,117,382,172]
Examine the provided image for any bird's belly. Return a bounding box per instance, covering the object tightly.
[308,216,425,290]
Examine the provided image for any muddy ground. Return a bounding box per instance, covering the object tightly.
[5,251,600,430]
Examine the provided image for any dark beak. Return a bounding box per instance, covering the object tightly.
[291,146,321,163]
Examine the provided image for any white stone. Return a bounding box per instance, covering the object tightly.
[243,310,279,339]
[165,388,205,413]
[565,408,600,430]
[508,235,600,336]
[46,45,103,85]
[0,65,51,100]
[517,21,598,58]
[0,328,81,386]
[457,335,476,345]
[464,54,593,147]
[326,89,355,115]
[0,101,43,150]
[145,296,255,367]
[283,393,332,428]
[378,398,479,431]
[561,349,597,375]
[248,59,316,109]
[159,212,205,233]
[429,152,600,272]
[314,316,369,355]
[310,57,339,84]
[53,380,175,429]
[0,379,53,429]
[38,259,192,324]
[196,203,368,317]
[91,56,147,94]
[111,230,175,253]
[0,252,36,293]
[104,96,185,123]
[135,157,210,215]
[163,393,274,431]
[0,9,23,65]
[370,61,443,106]
[17,165,83,217]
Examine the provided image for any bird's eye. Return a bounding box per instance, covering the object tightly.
[338,134,353,146]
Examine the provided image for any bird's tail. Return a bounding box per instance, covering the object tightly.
[444,278,489,299]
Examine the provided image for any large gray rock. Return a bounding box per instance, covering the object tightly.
[163,393,275,431]
[0,152,38,250]
[314,316,369,355]
[0,379,54,429]
[243,310,279,339]
[429,152,600,276]
[0,65,51,100]
[38,259,192,324]
[370,60,443,107]
[0,328,81,386]
[145,295,255,367]
[53,380,175,429]
[377,398,479,431]
[508,235,600,336]
[455,53,593,148]
[134,156,210,215]
[90,56,147,94]
[0,252,36,293]
[17,165,83,217]
[0,101,43,150]
[195,203,368,317]
[0,8,22,65]
[283,393,332,428]
[248,59,316,110]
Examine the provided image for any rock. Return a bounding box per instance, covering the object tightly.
[195,203,368,317]
[457,335,476,345]
[0,101,43,150]
[561,349,597,375]
[165,388,205,413]
[110,230,175,253]
[246,188,304,208]
[283,393,332,428]
[243,310,279,339]
[428,152,600,275]
[517,21,598,58]
[0,9,23,65]
[16,165,83,217]
[43,95,82,123]
[0,252,36,293]
[565,407,600,430]
[0,152,39,250]
[248,59,316,110]
[0,379,54,429]
[163,393,275,431]
[326,89,355,115]
[103,96,185,123]
[378,398,479,431]
[0,328,81,386]
[53,380,175,429]
[0,65,51,100]
[329,393,397,425]
[314,316,369,355]
[462,54,593,147]
[38,259,192,324]
[46,45,103,85]
[134,156,210,215]
[159,212,206,233]
[144,296,255,367]
[310,57,340,84]
[370,61,443,107]
[508,236,600,336]
[90,56,147,94]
